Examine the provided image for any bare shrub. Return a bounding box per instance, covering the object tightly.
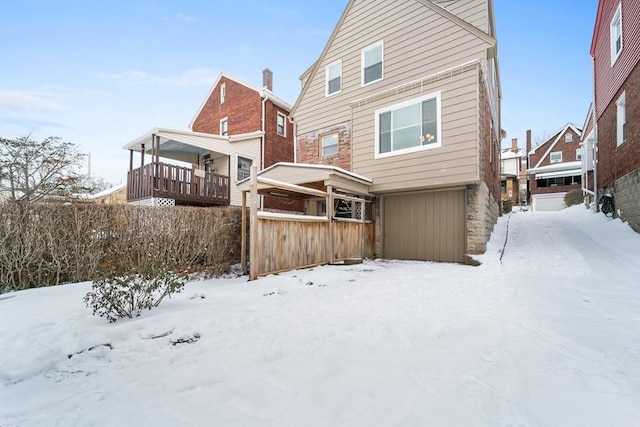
[83,267,187,323]
[0,203,242,292]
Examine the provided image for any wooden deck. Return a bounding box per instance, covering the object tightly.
[127,162,230,206]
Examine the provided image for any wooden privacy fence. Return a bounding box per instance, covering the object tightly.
[242,166,374,280]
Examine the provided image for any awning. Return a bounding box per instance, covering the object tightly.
[535,168,582,179]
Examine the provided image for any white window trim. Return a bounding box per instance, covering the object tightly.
[576,148,582,161]
[616,91,626,146]
[550,151,562,163]
[220,117,228,136]
[237,156,252,181]
[321,132,339,156]
[610,2,623,65]
[565,133,572,142]
[374,91,442,159]
[325,59,342,97]
[220,82,226,104]
[361,40,384,87]
[277,112,286,137]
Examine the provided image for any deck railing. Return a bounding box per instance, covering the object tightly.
[127,162,229,206]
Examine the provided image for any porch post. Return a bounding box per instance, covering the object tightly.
[249,165,259,280]
[140,143,145,198]
[129,150,133,171]
[327,185,334,263]
[241,191,247,275]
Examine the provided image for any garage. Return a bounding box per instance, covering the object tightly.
[532,193,566,211]
[382,189,466,263]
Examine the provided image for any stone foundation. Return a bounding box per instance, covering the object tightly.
[466,182,499,254]
[602,167,640,233]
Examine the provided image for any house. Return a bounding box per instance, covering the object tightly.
[526,123,583,211]
[500,138,523,207]
[123,69,298,210]
[92,183,127,204]
[588,0,640,231]
[290,0,502,263]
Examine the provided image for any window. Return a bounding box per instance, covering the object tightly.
[362,41,383,85]
[237,156,252,181]
[500,181,506,194]
[610,3,623,64]
[565,133,573,142]
[576,148,583,161]
[616,91,626,146]
[550,152,562,163]
[375,92,441,157]
[325,60,342,96]
[277,112,286,136]
[220,82,226,104]
[321,133,339,156]
[220,117,228,136]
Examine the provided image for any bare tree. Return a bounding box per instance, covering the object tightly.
[0,135,87,203]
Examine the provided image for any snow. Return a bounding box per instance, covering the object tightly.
[2,205,640,426]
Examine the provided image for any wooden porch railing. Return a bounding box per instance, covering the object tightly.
[127,162,229,206]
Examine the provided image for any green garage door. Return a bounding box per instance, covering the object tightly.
[383,190,466,262]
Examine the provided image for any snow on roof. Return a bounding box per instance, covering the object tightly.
[91,183,126,199]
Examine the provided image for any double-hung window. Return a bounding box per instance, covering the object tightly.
[237,156,252,181]
[550,152,562,164]
[277,112,286,136]
[220,117,228,136]
[362,41,383,85]
[610,3,623,64]
[326,60,342,96]
[576,148,583,161]
[220,82,226,104]
[375,92,441,158]
[616,91,626,146]
[321,133,339,156]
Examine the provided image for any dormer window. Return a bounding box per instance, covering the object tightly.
[362,41,383,86]
[565,134,572,143]
[610,3,623,65]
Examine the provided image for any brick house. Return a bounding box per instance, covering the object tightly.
[123,69,298,210]
[589,0,640,231]
[291,0,502,263]
[526,123,583,211]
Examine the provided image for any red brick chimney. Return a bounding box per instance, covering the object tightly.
[263,68,273,91]
[511,138,518,152]
[526,129,532,156]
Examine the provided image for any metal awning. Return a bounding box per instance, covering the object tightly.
[535,168,582,179]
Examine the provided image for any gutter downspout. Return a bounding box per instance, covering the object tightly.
[260,92,268,210]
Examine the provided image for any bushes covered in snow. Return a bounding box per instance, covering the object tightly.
[83,267,187,322]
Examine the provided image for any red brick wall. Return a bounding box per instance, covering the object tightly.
[479,80,501,205]
[597,61,640,187]
[297,122,351,171]
[191,77,262,135]
[263,101,294,168]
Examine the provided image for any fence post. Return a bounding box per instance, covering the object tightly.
[249,165,259,280]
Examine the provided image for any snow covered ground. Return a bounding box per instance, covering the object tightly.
[1,205,640,426]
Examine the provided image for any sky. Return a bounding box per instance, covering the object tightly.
[2,205,640,425]
[0,0,599,185]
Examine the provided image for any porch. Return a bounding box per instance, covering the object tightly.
[127,162,229,206]
[123,128,263,207]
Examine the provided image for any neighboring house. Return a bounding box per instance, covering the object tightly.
[291,0,502,263]
[92,183,127,204]
[500,138,523,207]
[589,0,640,231]
[123,69,297,210]
[526,123,583,211]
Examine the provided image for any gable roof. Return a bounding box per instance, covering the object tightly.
[530,123,583,169]
[291,0,498,116]
[188,72,293,130]
[590,0,607,57]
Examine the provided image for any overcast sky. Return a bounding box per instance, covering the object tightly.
[0,0,598,185]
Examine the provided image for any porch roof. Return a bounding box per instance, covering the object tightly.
[237,162,373,197]
[123,128,264,158]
